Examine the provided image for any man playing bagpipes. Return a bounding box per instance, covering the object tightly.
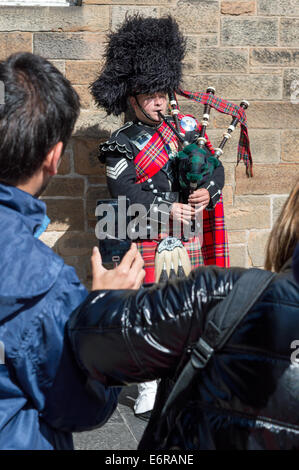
[90,15,252,418]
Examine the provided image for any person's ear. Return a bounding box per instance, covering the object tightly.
[43,142,64,176]
[129,96,137,110]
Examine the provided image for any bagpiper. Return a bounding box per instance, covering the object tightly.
[90,14,232,418]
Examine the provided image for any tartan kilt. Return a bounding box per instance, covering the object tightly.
[136,236,204,284]
[136,196,229,284]
[202,195,230,267]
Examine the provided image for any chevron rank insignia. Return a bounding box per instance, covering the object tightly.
[106,159,128,180]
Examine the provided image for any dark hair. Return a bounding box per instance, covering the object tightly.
[0,52,80,184]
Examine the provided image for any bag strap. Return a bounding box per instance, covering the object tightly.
[160,268,276,417]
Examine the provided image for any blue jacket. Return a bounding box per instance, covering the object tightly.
[0,184,119,450]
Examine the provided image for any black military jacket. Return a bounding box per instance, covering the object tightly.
[99,119,225,212]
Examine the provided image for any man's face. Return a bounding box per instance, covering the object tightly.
[131,92,168,124]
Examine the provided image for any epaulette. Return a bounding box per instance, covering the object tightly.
[98,121,134,163]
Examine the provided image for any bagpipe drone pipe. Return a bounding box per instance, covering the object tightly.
[158,87,252,195]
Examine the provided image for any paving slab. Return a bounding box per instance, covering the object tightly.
[73,385,147,450]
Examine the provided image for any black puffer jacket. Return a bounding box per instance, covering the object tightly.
[68,263,299,450]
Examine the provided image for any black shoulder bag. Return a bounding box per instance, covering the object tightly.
[138,268,276,450]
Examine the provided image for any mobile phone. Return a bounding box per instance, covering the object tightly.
[96,198,132,267]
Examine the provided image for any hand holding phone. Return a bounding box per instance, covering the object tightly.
[91,245,145,291]
[96,198,132,268]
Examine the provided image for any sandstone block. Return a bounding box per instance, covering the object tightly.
[73,138,103,175]
[221,18,278,46]
[228,230,247,244]
[44,199,85,231]
[223,163,236,185]
[0,32,32,60]
[34,33,106,60]
[39,231,63,251]
[281,131,299,163]
[161,1,219,34]
[74,110,123,139]
[225,195,270,230]
[57,231,96,256]
[280,19,299,48]
[65,60,101,85]
[272,195,288,225]
[58,152,71,175]
[50,60,65,75]
[84,0,174,3]
[43,177,85,197]
[245,130,280,164]
[258,0,299,16]
[250,48,299,67]
[208,129,281,165]
[248,230,270,267]
[184,36,199,74]
[222,185,233,206]
[221,1,256,15]
[73,85,94,109]
[88,174,107,185]
[228,244,247,267]
[111,6,158,31]
[0,6,109,32]
[283,69,299,100]
[199,35,218,47]
[249,67,282,75]
[86,186,111,229]
[187,74,282,100]
[198,48,248,73]
[235,164,299,195]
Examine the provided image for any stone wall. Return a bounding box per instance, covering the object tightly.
[0,0,298,286]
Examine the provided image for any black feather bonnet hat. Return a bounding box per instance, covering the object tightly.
[90,15,186,116]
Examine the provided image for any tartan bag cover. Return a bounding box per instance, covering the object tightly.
[177,88,253,177]
[134,116,230,283]
[134,116,214,183]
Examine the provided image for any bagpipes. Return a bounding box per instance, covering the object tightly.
[154,88,251,283]
[158,87,251,195]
